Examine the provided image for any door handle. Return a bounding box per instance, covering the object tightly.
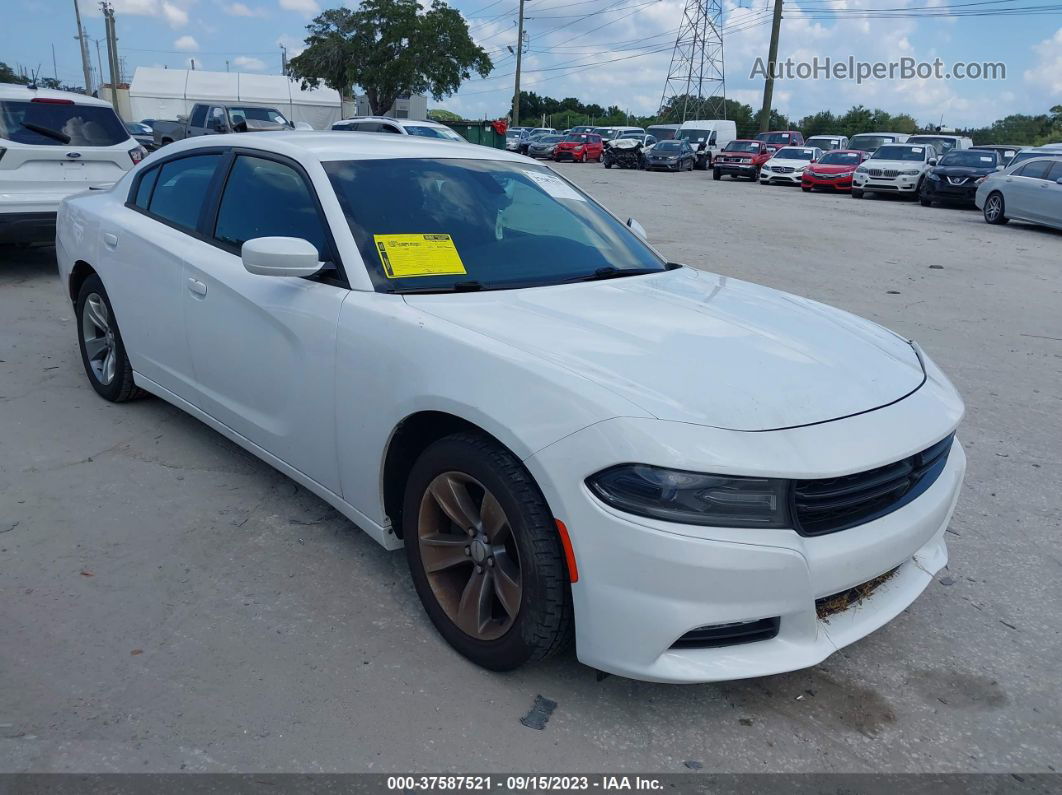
[187,277,207,297]
[103,232,118,248]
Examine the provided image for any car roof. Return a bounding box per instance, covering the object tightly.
[153,130,528,163]
[851,131,907,137]
[0,81,113,106]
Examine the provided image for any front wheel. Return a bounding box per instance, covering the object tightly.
[983,191,1008,224]
[713,168,721,181]
[801,186,811,192]
[403,433,573,671]
[920,195,933,207]
[851,188,864,198]
[76,274,146,403]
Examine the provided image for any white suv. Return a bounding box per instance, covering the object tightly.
[852,143,939,199]
[330,116,465,142]
[1,83,144,244]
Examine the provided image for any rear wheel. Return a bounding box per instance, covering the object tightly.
[403,433,573,671]
[983,191,1008,224]
[76,274,146,403]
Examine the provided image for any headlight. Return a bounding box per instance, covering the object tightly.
[856,165,869,173]
[586,464,789,528]
[928,172,940,181]
[794,165,806,172]
[900,169,921,176]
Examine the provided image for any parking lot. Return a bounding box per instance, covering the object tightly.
[1,163,1060,774]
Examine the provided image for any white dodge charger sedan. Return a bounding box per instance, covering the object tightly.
[56,132,966,683]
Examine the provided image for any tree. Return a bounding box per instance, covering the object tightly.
[0,62,29,85]
[288,0,492,115]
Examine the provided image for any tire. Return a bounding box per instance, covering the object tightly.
[75,274,146,403]
[403,432,573,671]
[920,196,933,207]
[983,191,1008,225]
[851,188,864,199]
[596,152,602,162]
[713,168,721,181]
[604,161,612,169]
[801,186,811,192]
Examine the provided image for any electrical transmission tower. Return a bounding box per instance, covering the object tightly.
[658,0,725,122]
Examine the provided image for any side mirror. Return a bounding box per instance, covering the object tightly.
[177,114,188,124]
[242,237,321,277]
[929,158,937,166]
[1056,177,1062,185]
[626,217,647,240]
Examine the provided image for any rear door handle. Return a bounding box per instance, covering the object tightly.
[187,277,207,297]
[103,232,118,248]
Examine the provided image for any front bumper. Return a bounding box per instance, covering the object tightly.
[760,169,804,184]
[553,148,585,161]
[802,172,855,190]
[716,161,757,176]
[647,159,681,170]
[524,375,965,683]
[922,179,979,204]
[853,173,922,193]
[0,211,57,244]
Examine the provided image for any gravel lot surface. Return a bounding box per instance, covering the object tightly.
[1,161,1060,773]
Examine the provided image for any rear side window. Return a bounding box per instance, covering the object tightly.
[213,155,329,258]
[190,105,207,127]
[1047,161,1062,180]
[1016,160,1052,180]
[133,166,159,209]
[148,153,222,231]
[0,99,130,146]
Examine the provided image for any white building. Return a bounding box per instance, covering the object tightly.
[350,93,428,120]
[127,67,342,129]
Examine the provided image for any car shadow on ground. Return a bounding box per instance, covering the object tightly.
[0,243,60,282]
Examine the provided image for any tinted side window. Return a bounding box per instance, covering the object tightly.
[213,155,329,257]
[1047,161,1062,180]
[148,153,222,231]
[379,124,402,134]
[1017,160,1052,180]
[133,166,159,209]
[190,105,207,127]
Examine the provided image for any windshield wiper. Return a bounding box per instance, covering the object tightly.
[21,122,71,144]
[561,267,663,284]
[393,280,486,294]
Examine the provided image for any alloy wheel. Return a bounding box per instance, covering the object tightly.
[416,471,522,640]
[81,292,116,385]
[985,195,1001,221]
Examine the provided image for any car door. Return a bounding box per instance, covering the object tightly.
[1041,161,1062,227]
[101,150,225,398]
[180,150,349,493]
[1006,160,1053,219]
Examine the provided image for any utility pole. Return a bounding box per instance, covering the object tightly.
[52,44,59,82]
[73,0,94,94]
[757,0,782,132]
[280,44,288,76]
[511,0,526,126]
[94,38,105,93]
[100,1,120,113]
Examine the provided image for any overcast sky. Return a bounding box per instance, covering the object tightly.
[6,0,1061,126]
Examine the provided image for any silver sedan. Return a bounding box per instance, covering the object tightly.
[976,156,1062,231]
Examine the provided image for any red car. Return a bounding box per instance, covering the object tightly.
[800,149,871,192]
[713,139,772,180]
[755,130,804,153]
[553,133,603,163]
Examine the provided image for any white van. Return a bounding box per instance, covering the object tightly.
[906,134,974,156]
[1,83,144,243]
[848,132,910,154]
[676,119,737,169]
[805,135,849,151]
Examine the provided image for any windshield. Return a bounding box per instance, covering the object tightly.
[940,150,997,167]
[535,135,564,144]
[618,132,644,140]
[818,151,862,166]
[0,99,130,146]
[505,130,524,139]
[806,138,839,148]
[773,148,815,159]
[1006,151,1060,167]
[655,141,682,151]
[849,135,897,151]
[324,158,666,292]
[227,106,288,126]
[872,145,927,161]
[677,129,710,143]
[722,141,760,153]
[591,128,617,138]
[405,124,463,141]
[755,132,792,144]
[908,136,956,152]
[563,133,593,143]
[568,126,593,133]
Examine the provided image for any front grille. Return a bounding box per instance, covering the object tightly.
[867,168,901,178]
[792,434,954,536]
[772,166,794,173]
[671,617,780,649]
[947,176,969,185]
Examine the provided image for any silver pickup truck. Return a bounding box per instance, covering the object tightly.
[153,103,293,147]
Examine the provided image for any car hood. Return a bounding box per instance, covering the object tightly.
[406,267,926,431]
[931,165,997,177]
[810,163,858,173]
[865,159,927,169]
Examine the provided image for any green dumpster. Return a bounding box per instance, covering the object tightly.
[445,120,507,150]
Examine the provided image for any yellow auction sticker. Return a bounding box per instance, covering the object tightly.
[373,233,468,279]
